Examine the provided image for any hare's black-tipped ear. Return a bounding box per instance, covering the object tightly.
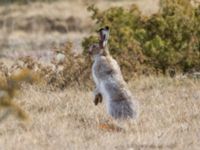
[98,26,110,49]
[105,26,109,30]
[98,28,104,48]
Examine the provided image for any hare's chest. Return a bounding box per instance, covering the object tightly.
[92,62,99,85]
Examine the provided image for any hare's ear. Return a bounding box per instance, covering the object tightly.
[98,26,110,49]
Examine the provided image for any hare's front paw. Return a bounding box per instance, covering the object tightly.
[94,93,102,105]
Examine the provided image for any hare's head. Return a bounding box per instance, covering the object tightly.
[88,26,110,56]
[88,44,103,56]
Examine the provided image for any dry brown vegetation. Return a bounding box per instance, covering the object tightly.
[0,76,199,149]
[0,0,200,149]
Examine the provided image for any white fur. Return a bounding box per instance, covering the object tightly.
[91,51,139,120]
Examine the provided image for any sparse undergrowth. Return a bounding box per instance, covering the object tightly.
[0,65,38,122]
[0,42,92,90]
[40,43,93,89]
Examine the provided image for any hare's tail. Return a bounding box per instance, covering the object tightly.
[108,99,138,120]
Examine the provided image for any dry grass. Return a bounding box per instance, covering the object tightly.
[0,76,199,150]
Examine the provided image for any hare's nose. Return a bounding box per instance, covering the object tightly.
[89,51,92,55]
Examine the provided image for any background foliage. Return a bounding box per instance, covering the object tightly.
[82,0,200,78]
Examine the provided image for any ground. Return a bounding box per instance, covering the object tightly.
[0,76,199,150]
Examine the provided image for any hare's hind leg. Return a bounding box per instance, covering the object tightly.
[109,100,137,120]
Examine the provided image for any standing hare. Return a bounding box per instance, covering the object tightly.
[89,26,139,120]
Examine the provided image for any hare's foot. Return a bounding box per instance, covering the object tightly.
[94,93,102,105]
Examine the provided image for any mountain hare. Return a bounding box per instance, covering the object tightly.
[89,26,139,120]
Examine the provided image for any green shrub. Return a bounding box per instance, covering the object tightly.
[83,4,147,80]
[82,0,200,78]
